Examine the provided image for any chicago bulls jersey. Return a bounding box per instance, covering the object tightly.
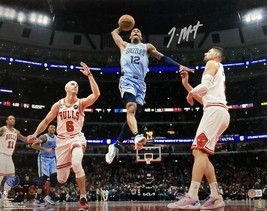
[57,98,85,139]
[202,63,227,109]
[0,126,17,156]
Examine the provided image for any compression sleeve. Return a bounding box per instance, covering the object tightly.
[161,55,180,69]
[190,74,213,96]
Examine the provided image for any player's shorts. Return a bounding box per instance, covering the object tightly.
[191,106,230,155]
[0,153,15,176]
[119,75,146,105]
[55,132,86,170]
[37,155,57,177]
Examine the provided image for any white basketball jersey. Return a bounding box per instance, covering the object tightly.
[0,126,17,156]
[202,63,227,108]
[57,98,85,139]
[120,42,149,80]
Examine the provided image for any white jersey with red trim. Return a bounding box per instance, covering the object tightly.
[57,98,85,139]
[0,126,17,156]
[202,63,227,109]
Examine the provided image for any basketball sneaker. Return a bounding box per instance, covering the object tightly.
[134,134,147,150]
[44,195,56,205]
[78,197,89,210]
[200,195,225,210]
[167,194,201,209]
[105,144,119,164]
[33,199,47,207]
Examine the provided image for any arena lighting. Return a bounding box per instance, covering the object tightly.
[242,9,263,23]
[17,12,26,23]
[0,5,51,26]
[29,12,51,26]
[0,6,16,20]
[0,88,13,93]
[0,56,266,72]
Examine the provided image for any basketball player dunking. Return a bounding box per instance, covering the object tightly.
[168,47,230,210]
[28,62,100,210]
[105,26,194,164]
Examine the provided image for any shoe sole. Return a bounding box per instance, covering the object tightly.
[167,204,200,209]
[44,199,55,205]
[105,154,112,164]
[78,208,90,211]
[201,203,225,210]
[201,200,225,210]
[105,145,117,164]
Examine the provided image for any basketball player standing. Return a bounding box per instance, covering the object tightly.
[31,124,57,206]
[168,47,230,210]
[105,26,194,164]
[0,115,28,197]
[28,62,100,210]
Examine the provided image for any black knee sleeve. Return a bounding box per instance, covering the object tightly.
[35,176,48,188]
[50,173,57,188]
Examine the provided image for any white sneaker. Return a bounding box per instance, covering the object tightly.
[167,194,201,209]
[134,134,147,150]
[44,195,56,205]
[105,144,119,164]
[33,199,47,207]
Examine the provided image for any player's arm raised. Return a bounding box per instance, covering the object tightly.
[147,43,194,73]
[80,62,100,110]
[187,60,218,105]
[180,71,203,105]
[31,103,59,139]
[111,27,127,52]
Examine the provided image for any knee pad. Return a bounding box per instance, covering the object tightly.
[50,173,57,187]
[35,176,48,188]
[197,133,208,149]
[72,161,85,178]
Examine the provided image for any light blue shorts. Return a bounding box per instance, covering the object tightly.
[38,156,57,177]
[119,76,146,105]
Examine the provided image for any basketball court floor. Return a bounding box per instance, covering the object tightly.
[2,200,266,210]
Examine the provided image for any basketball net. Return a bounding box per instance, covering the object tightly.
[145,157,153,165]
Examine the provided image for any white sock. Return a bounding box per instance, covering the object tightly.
[209,182,220,197]
[188,181,200,199]
[4,182,11,192]
[80,194,87,200]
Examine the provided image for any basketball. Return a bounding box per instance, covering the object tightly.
[118,14,135,31]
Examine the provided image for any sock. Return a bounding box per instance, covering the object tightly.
[4,182,11,193]
[117,122,133,144]
[80,194,87,200]
[133,132,139,136]
[114,141,121,148]
[188,181,200,199]
[209,182,220,197]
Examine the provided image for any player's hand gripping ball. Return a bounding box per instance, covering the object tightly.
[118,14,135,31]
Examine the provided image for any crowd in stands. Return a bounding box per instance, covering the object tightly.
[0,62,266,142]
[2,151,266,203]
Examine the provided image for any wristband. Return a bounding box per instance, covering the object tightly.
[161,55,180,69]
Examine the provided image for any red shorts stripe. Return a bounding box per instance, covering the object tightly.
[56,162,72,169]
